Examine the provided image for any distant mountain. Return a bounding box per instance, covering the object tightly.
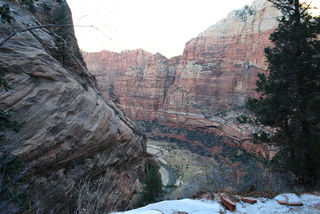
[84,0,280,141]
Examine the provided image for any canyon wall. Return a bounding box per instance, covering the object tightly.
[84,0,280,141]
[0,0,146,213]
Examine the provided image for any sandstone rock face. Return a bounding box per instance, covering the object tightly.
[0,0,146,213]
[84,0,280,141]
[84,49,153,95]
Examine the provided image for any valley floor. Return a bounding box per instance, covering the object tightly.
[121,140,320,213]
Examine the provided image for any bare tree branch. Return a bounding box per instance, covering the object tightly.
[0,22,114,48]
[0,24,72,46]
[0,24,101,47]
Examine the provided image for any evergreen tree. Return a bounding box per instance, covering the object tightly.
[138,163,163,206]
[246,0,320,186]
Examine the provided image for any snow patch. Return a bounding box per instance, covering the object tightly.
[111,199,222,214]
[111,194,320,214]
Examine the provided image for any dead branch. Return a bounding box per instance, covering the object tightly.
[0,24,72,46]
[0,24,99,47]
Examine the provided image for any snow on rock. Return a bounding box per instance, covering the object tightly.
[230,193,320,214]
[111,194,320,214]
[220,195,236,211]
[240,197,257,204]
[275,193,303,206]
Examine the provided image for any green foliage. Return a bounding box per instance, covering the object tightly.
[0,4,15,24]
[53,7,72,66]
[236,115,253,124]
[138,163,163,206]
[246,0,320,186]
[235,4,256,22]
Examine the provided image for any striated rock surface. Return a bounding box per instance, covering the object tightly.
[84,0,280,141]
[0,0,146,213]
[83,49,153,96]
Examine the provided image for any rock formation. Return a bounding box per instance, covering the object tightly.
[84,49,153,95]
[0,0,146,213]
[84,0,280,141]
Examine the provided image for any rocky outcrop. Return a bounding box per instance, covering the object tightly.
[0,0,146,213]
[83,49,153,95]
[179,0,279,111]
[84,0,280,141]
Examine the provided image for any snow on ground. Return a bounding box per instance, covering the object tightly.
[235,194,320,214]
[111,199,221,214]
[111,194,320,214]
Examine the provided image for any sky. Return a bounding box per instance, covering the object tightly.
[66,0,255,58]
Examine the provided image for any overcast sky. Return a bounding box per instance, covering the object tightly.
[66,0,319,58]
[66,0,257,57]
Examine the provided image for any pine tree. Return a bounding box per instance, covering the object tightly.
[138,163,163,206]
[246,0,320,186]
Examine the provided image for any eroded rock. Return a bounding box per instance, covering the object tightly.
[241,197,258,204]
[0,0,146,213]
[220,195,237,211]
[84,0,280,142]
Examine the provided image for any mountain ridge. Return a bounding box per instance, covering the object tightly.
[84,0,279,142]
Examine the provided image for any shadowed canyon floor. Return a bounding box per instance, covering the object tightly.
[147,140,218,189]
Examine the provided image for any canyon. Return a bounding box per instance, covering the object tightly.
[1,0,318,213]
[0,0,146,213]
[84,0,280,142]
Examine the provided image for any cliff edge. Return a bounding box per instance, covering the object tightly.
[0,0,146,212]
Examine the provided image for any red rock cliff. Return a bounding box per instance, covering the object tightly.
[84,0,280,141]
[0,0,146,213]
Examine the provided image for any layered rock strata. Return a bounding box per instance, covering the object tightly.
[84,0,280,141]
[0,0,146,213]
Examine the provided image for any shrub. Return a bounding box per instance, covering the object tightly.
[0,153,30,212]
[234,5,256,22]
[0,4,15,24]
